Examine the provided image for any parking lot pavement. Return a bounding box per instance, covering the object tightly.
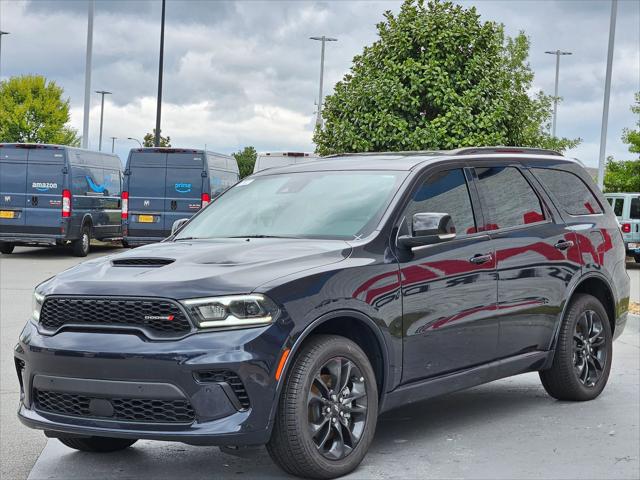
[2,248,639,480]
[0,245,123,480]
[628,260,639,303]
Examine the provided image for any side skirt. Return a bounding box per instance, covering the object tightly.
[380,351,551,413]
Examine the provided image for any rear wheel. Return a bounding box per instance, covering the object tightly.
[72,225,91,257]
[0,243,15,254]
[57,436,137,452]
[634,254,640,264]
[540,293,612,401]
[267,335,378,479]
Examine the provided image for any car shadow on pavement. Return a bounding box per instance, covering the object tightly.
[29,377,556,480]
[4,244,124,259]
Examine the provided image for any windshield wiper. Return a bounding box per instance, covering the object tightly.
[227,235,296,239]
[174,237,199,241]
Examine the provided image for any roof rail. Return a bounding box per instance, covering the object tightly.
[447,146,563,156]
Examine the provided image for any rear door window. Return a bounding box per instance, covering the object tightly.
[403,169,477,236]
[532,168,602,215]
[475,166,545,230]
[611,198,624,217]
[630,197,640,220]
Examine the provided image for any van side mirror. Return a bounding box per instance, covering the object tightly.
[171,218,189,236]
[398,213,456,249]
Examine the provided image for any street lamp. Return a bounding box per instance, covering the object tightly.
[127,137,143,147]
[545,50,572,138]
[95,90,112,151]
[154,0,166,147]
[310,36,337,129]
[110,136,117,154]
[0,31,9,78]
[82,1,95,148]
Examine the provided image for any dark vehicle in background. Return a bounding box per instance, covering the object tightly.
[605,192,640,262]
[15,148,630,479]
[122,148,239,246]
[0,143,123,256]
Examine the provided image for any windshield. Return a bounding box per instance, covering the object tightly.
[175,170,406,240]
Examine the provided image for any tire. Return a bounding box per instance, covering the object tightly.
[57,436,137,452]
[540,293,612,401]
[72,225,91,257]
[122,240,130,248]
[0,243,15,254]
[634,254,640,264]
[267,335,378,479]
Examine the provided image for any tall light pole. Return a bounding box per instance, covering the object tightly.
[154,0,166,147]
[310,36,337,129]
[545,50,572,138]
[82,0,95,149]
[127,137,142,147]
[110,136,117,153]
[0,31,9,78]
[95,90,112,151]
[598,0,618,191]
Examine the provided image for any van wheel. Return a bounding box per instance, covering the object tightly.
[0,243,15,254]
[122,240,130,248]
[634,254,640,263]
[72,226,91,257]
[540,293,612,401]
[267,335,378,479]
[57,436,137,452]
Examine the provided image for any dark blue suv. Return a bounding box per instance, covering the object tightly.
[15,148,630,479]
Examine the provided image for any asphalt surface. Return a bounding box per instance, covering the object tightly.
[0,246,638,479]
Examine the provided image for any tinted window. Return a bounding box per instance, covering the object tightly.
[612,198,624,217]
[533,168,602,215]
[404,169,476,235]
[476,167,545,230]
[631,197,640,219]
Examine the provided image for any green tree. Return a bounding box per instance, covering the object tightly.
[621,92,640,154]
[604,158,640,193]
[143,129,171,147]
[0,75,80,145]
[604,93,640,193]
[314,0,579,155]
[232,146,257,178]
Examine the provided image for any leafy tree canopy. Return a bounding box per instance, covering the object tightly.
[0,75,80,146]
[314,0,580,155]
[621,92,640,155]
[143,129,171,147]
[604,158,640,193]
[604,92,640,193]
[232,146,257,178]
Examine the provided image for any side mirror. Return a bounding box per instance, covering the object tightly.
[398,212,456,249]
[171,218,189,236]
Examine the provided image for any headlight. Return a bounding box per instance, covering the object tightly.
[182,294,278,329]
[32,291,45,321]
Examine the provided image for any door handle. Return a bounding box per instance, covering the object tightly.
[554,240,574,251]
[31,196,38,206]
[170,200,177,211]
[469,253,493,264]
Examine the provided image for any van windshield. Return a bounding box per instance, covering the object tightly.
[175,171,406,240]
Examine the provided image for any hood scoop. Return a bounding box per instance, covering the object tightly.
[111,257,175,267]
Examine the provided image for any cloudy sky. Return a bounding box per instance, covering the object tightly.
[1,0,638,166]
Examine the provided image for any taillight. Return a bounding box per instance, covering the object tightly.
[201,192,211,208]
[121,191,129,219]
[62,189,71,217]
[621,223,631,233]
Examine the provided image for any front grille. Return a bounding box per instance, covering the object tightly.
[39,297,192,337]
[196,370,250,409]
[34,389,195,423]
[112,258,175,267]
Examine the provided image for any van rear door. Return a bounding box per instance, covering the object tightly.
[164,152,205,233]
[25,147,66,235]
[126,151,167,239]
[0,146,28,231]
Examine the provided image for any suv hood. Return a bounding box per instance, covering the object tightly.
[43,238,352,299]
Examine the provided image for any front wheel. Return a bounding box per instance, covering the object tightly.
[540,293,612,401]
[0,243,15,254]
[57,436,137,452]
[267,335,378,479]
[71,225,91,257]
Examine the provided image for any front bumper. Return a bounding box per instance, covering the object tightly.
[15,321,289,446]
